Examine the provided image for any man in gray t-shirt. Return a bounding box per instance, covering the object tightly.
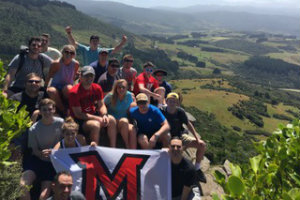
[3,37,52,97]
[20,98,64,200]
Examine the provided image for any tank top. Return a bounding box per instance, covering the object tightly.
[51,59,76,90]
[59,138,81,149]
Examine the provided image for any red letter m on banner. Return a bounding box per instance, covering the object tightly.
[70,151,150,200]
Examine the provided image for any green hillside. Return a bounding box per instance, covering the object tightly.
[0,0,134,58]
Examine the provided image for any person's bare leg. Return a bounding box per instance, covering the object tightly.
[128,124,137,149]
[47,87,64,113]
[118,118,130,148]
[138,134,150,149]
[20,170,36,200]
[186,140,206,163]
[62,84,73,100]
[154,87,166,105]
[39,181,52,200]
[158,132,171,148]
[106,115,117,147]
[83,120,101,145]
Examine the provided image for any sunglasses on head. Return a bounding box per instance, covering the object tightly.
[27,80,41,84]
[64,50,75,55]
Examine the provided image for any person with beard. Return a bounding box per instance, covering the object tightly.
[3,37,52,97]
[119,54,137,92]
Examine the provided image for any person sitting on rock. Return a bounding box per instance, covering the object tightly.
[129,93,170,149]
[161,92,206,183]
[45,45,79,115]
[53,117,86,149]
[104,79,137,149]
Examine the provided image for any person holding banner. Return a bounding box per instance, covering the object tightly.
[53,117,86,149]
[168,137,198,200]
[47,171,86,200]
[20,98,64,200]
[129,93,170,149]
[69,66,117,147]
[104,79,137,149]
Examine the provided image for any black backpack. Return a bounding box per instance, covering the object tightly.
[15,45,45,79]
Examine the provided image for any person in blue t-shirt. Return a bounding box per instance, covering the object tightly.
[129,93,170,149]
[104,79,137,149]
[65,26,127,65]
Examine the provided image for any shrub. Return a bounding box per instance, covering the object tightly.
[214,120,300,199]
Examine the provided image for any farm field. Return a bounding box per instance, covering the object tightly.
[171,79,299,134]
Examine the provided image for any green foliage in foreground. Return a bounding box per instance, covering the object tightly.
[0,60,31,164]
[214,120,300,200]
[0,60,31,199]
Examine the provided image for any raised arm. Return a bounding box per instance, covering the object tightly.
[111,35,127,54]
[65,26,78,48]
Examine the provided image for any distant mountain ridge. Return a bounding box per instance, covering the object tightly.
[62,0,299,36]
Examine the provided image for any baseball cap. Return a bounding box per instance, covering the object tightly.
[166,92,179,101]
[81,66,95,76]
[136,93,148,102]
[99,48,109,54]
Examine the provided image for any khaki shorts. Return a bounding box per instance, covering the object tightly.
[181,133,196,146]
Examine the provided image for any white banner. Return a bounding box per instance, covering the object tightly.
[51,146,171,200]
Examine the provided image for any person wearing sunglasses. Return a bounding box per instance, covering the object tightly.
[119,54,137,92]
[65,25,127,65]
[3,37,52,97]
[40,33,61,60]
[45,45,79,116]
[97,58,121,96]
[133,61,166,107]
[104,79,137,149]
[153,69,172,97]
[129,93,170,149]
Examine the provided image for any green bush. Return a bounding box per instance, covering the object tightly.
[0,60,31,199]
[214,120,300,199]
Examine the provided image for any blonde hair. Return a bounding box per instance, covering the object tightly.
[111,79,128,107]
[60,45,76,61]
[62,117,79,134]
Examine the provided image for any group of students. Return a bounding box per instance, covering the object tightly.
[3,26,206,200]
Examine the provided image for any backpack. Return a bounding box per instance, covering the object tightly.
[15,45,45,79]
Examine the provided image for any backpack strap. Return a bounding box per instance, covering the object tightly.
[15,52,26,78]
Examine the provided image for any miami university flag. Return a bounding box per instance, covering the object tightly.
[51,146,171,200]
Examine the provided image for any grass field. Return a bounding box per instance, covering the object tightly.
[170,79,299,134]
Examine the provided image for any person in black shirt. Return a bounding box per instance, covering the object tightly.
[10,73,47,122]
[168,137,196,200]
[161,92,206,183]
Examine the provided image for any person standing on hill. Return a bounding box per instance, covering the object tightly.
[40,33,62,60]
[65,25,127,65]
[90,49,110,83]
[3,37,52,97]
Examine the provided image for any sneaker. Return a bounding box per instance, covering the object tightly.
[196,169,207,183]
